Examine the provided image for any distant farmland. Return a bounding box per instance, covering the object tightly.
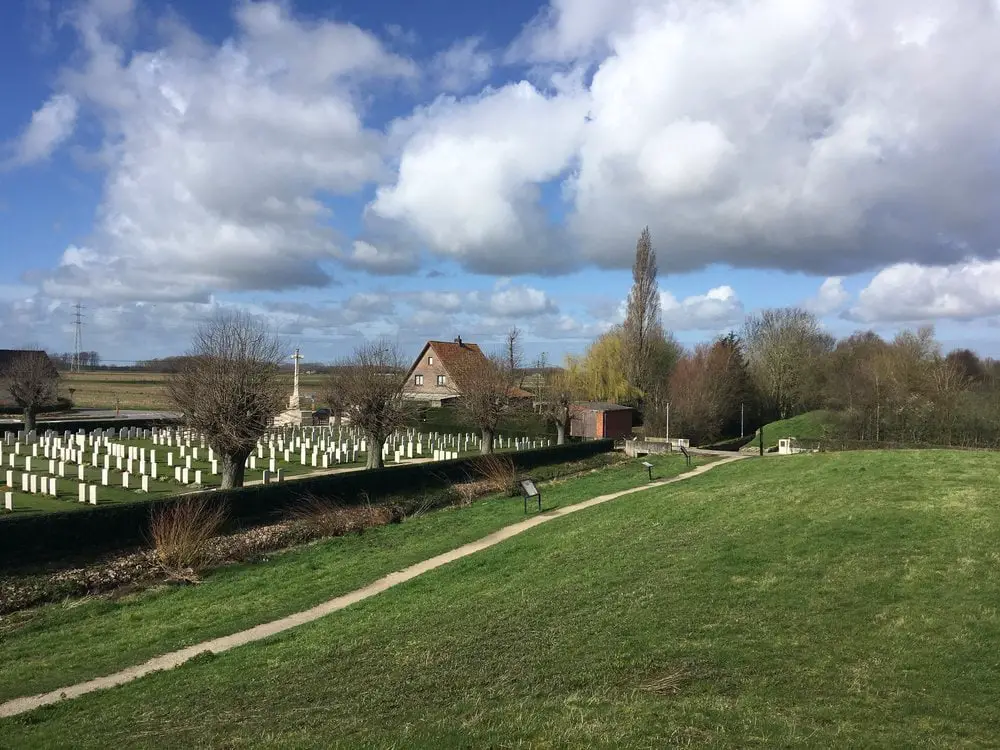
[62,371,328,411]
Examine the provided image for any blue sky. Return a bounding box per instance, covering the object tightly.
[2,0,1000,365]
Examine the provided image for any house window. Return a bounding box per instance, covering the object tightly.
[415,374,424,386]
[437,375,446,386]
[428,356,434,365]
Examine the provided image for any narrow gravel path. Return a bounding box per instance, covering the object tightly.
[0,454,746,719]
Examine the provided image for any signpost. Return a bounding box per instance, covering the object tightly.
[641,460,654,481]
[679,444,691,467]
[519,478,541,513]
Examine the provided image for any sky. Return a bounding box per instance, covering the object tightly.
[2,0,1000,366]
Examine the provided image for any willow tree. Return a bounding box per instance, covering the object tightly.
[168,311,286,489]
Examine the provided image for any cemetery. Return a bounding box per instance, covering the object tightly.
[0,424,554,516]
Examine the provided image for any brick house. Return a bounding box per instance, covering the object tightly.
[402,337,533,407]
[569,402,634,440]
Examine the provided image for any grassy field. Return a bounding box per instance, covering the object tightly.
[2,450,1000,746]
[0,453,703,703]
[758,409,834,446]
[61,372,328,411]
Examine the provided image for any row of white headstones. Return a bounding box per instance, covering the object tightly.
[1,425,552,511]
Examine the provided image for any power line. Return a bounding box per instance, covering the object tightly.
[72,303,85,373]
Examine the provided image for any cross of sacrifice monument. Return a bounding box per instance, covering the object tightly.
[288,348,303,409]
[273,347,313,426]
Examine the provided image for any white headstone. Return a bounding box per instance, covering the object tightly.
[79,483,87,502]
[3,492,11,511]
[89,485,98,505]
[141,475,150,492]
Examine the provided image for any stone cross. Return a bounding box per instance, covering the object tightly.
[288,348,304,409]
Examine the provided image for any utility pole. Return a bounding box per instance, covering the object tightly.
[665,402,670,442]
[740,402,744,438]
[72,303,85,373]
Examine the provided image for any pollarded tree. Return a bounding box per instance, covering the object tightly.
[534,364,577,445]
[2,351,59,433]
[457,328,526,454]
[168,311,286,489]
[322,362,351,430]
[339,340,409,469]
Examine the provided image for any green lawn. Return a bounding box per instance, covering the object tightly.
[4,450,998,748]
[0,453,704,704]
[758,409,834,446]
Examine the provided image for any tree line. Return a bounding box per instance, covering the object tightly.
[557,228,1000,449]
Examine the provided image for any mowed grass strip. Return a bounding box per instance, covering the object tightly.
[3,450,999,748]
[0,453,705,703]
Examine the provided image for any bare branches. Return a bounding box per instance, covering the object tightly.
[456,331,526,454]
[167,311,286,488]
[742,308,832,419]
[2,351,59,432]
[339,339,409,469]
[534,367,577,445]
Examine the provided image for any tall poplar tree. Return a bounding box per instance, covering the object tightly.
[623,226,662,400]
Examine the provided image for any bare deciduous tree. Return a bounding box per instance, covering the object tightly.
[322,362,350,429]
[534,365,576,445]
[2,351,59,433]
[339,340,409,469]
[457,328,525,454]
[168,311,286,489]
[742,307,833,419]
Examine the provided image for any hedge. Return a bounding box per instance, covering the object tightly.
[0,440,614,568]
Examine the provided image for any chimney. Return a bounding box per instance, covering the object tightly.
[455,335,463,346]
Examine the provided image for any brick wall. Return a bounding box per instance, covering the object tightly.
[403,344,457,399]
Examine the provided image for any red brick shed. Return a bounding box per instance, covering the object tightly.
[569,402,634,440]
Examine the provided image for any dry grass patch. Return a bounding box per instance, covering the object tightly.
[286,494,399,540]
[149,498,228,582]
[472,453,518,496]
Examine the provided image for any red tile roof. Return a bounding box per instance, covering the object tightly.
[407,340,534,399]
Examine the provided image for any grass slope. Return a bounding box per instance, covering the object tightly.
[758,409,834,446]
[3,451,998,747]
[0,453,705,703]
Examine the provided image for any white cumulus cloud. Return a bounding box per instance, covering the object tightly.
[370,80,590,273]
[39,1,415,302]
[850,258,1000,322]
[660,285,744,331]
[805,277,850,315]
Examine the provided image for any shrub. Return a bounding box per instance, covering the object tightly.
[148,497,228,582]
[472,453,518,496]
[285,494,399,541]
